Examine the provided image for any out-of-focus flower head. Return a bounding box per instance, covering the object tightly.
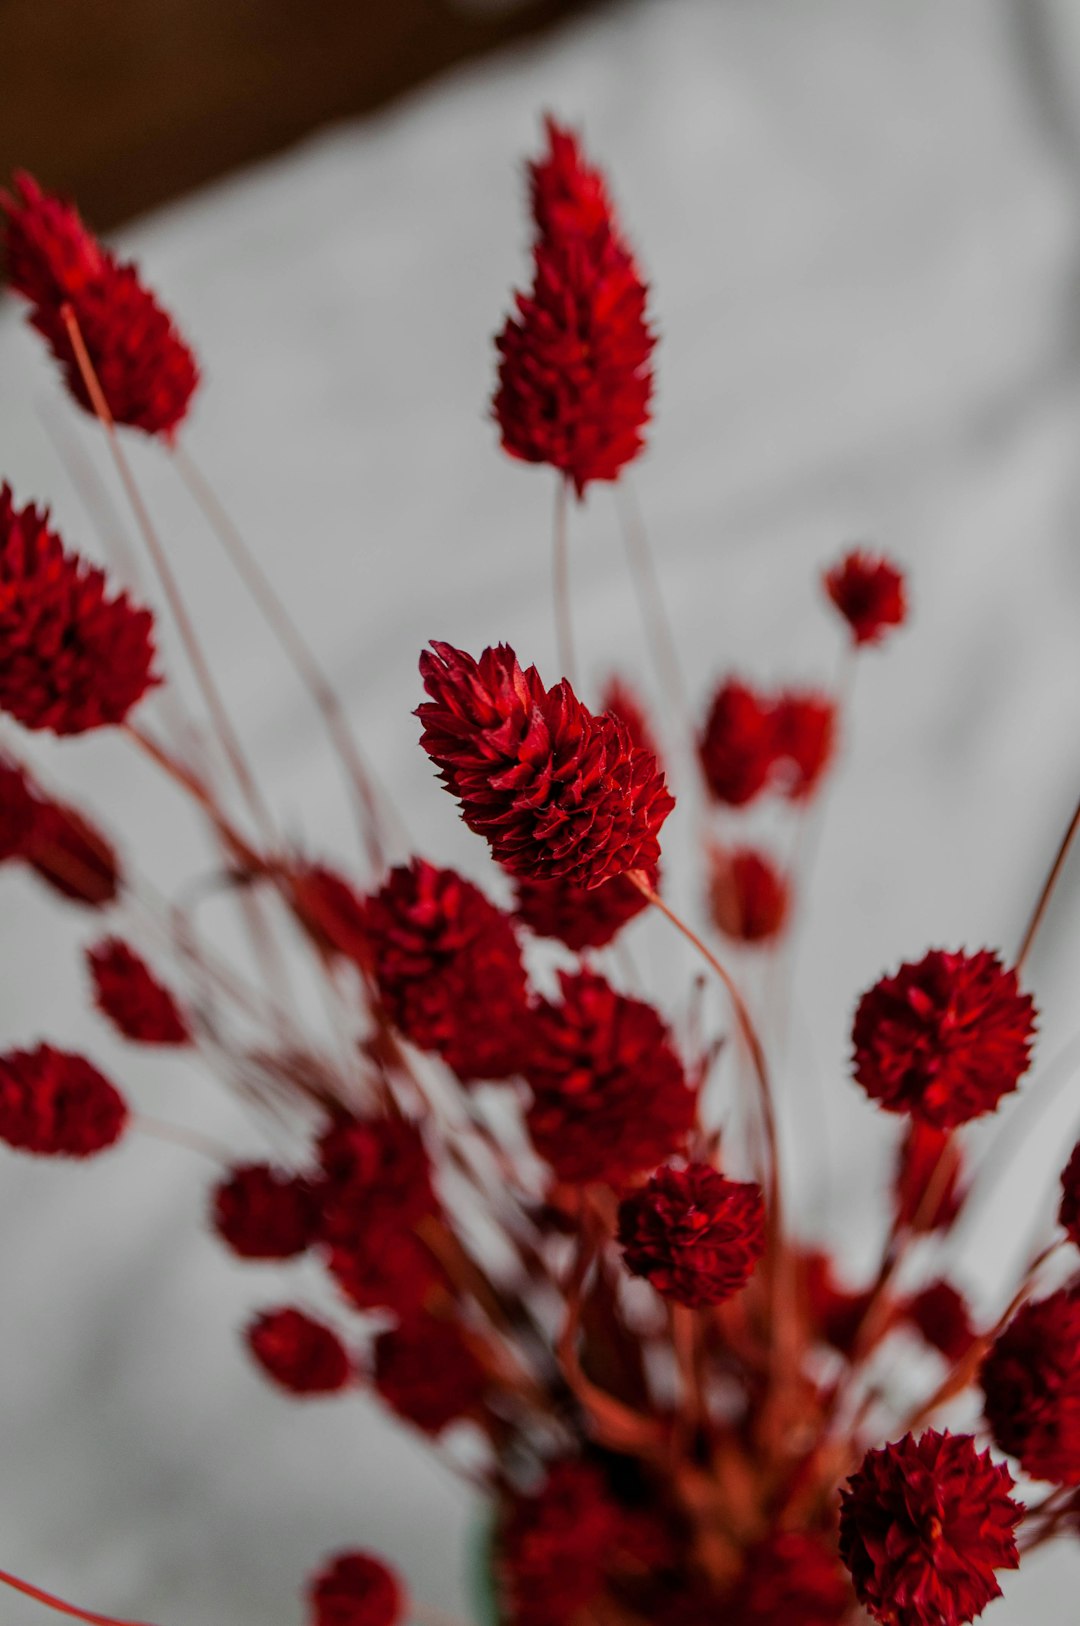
[373,1312,487,1436]
[698,678,777,808]
[86,937,190,1045]
[1059,1140,1080,1247]
[893,1121,966,1234]
[773,691,837,801]
[824,549,907,648]
[981,1289,1080,1484]
[497,1459,622,1626]
[246,1306,352,1396]
[212,1163,318,1261]
[307,1551,405,1626]
[904,1279,978,1365]
[0,1043,127,1156]
[617,1161,765,1308]
[707,844,790,945]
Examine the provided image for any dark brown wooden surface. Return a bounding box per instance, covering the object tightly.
[0,0,597,230]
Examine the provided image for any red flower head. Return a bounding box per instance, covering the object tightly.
[825,549,907,647]
[894,1121,966,1233]
[707,845,790,945]
[523,969,696,1187]
[773,691,836,800]
[0,755,36,860]
[1060,1140,1080,1247]
[616,1161,765,1308]
[288,863,370,968]
[24,794,120,905]
[799,1249,877,1358]
[528,116,618,247]
[308,1552,405,1626]
[698,678,776,807]
[325,1227,439,1318]
[905,1280,977,1365]
[0,486,157,735]
[599,675,663,769]
[497,1460,622,1626]
[513,867,652,952]
[86,938,190,1045]
[839,1430,1021,1626]
[315,1113,436,1247]
[0,1044,127,1156]
[852,949,1036,1128]
[731,1531,852,1626]
[246,1306,352,1396]
[212,1162,318,1260]
[981,1289,1080,1484]
[417,642,673,889]
[364,858,529,1083]
[373,1312,487,1436]
[1,173,199,439]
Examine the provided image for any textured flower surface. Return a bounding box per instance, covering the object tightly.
[905,1280,977,1365]
[839,1430,1021,1626]
[364,858,529,1082]
[373,1312,487,1435]
[698,678,777,807]
[825,549,907,647]
[513,867,652,951]
[308,1552,404,1626]
[315,1113,435,1245]
[498,1460,622,1626]
[1060,1140,1080,1247]
[524,970,696,1186]
[981,1289,1080,1484]
[0,486,157,735]
[617,1161,765,1308]
[0,1044,127,1156]
[1,172,199,438]
[528,116,617,246]
[86,937,190,1045]
[246,1306,352,1395]
[212,1163,318,1260]
[707,845,790,944]
[894,1121,965,1233]
[599,676,663,769]
[417,641,673,888]
[852,949,1036,1128]
[730,1530,852,1626]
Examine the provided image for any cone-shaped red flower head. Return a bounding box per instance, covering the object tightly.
[981,1289,1080,1484]
[364,858,530,1083]
[707,845,790,945]
[852,949,1035,1128]
[523,969,696,1187]
[0,486,157,735]
[1060,1141,1080,1247]
[212,1163,318,1260]
[315,1113,436,1247]
[905,1280,977,1365]
[773,691,836,800]
[24,793,121,905]
[1,173,199,439]
[308,1552,405,1626]
[246,1306,352,1396]
[599,675,664,769]
[497,1460,622,1626]
[893,1121,966,1233]
[839,1430,1021,1626]
[513,866,653,951]
[86,938,190,1045]
[0,755,36,860]
[617,1161,765,1308]
[288,862,370,968]
[0,1043,127,1156]
[373,1312,487,1436]
[698,678,777,807]
[731,1531,852,1626]
[825,549,907,647]
[529,116,618,246]
[417,642,673,889]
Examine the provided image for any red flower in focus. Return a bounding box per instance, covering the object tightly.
[1060,1140,1080,1247]
[698,679,776,807]
[707,845,789,945]
[513,867,652,951]
[0,1044,127,1156]
[905,1280,977,1365]
[839,1430,1021,1626]
[894,1121,965,1233]
[417,642,673,889]
[325,1228,438,1318]
[86,937,190,1045]
[523,970,696,1187]
[289,863,370,968]
[981,1289,1080,1484]
[529,116,617,246]
[731,1530,852,1626]
[24,794,120,906]
[497,1460,622,1626]
[825,549,907,647]
[0,486,157,735]
[315,1114,435,1246]
[600,676,663,769]
[373,1312,487,1436]
[617,1162,765,1308]
[364,859,529,1083]
[799,1250,877,1358]
[308,1551,405,1626]
[0,755,36,860]
[852,949,1035,1128]
[773,691,836,801]
[246,1306,352,1396]
[1,173,199,439]
[212,1163,318,1260]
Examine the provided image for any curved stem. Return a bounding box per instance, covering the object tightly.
[1016,790,1080,970]
[552,476,577,687]
[0,1567,158,1626]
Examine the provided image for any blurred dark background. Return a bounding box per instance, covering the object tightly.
[0,0,597,229]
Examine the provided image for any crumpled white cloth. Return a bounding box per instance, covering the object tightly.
[1,0,1079,1617]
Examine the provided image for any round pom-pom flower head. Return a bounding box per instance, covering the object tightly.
[0,1044,127,1156]
[825,549,907,647]
[617,1162,765,1308]
[980,1289,1080,1484]
[308,1551,405,1626]
[852,948,1035,1128]
[212,1163,318,1260]
[838,1430,1021,1626]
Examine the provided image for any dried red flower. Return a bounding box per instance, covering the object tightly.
[0,486,157,735]
[364,858,529,1083]
[1060,1140,1080,1247]
[0,755,36,860]
[0,1043,127,1156]
[373,1312,487,1435]
[23,794,120,906]
[852,949,1036,1128]
[212,1163,318,1260]
[325,1228,438,1318]
[246,1306,352,1396]
[523,970,696,1187]
[730,1531,852,1626]
[773,692,836,800]
[288,863,370,968]
[417,642,673,889]
[497,1460,622,1626]
[528,116,618,247]
[825,549,907,647]
[698,678,777,807]
[905,1280,977,1365]
[513,867,652,951]
[308,1552,405,1626]
[86,937,190,1045]
[617,1162,765,1308]
[1,173,199,439]
[315,1114,435,1246]
[981,1289,1080,1484]
[839,1430,1021,1626]
[707,845,790,945]
[893,1121,965,1233]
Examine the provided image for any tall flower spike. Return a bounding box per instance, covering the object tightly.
[308,1552,405,1626]
[417,641,673,888]
[825,548,907,647]
[0,485,157,735]
[0,1044,127,1156]
[617,1162,765,1308]
[86,938,190,1045]
[1,172,199,439]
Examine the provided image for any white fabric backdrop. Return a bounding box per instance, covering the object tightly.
[1,0,1079,1618]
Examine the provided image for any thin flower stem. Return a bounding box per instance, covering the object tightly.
[132,1113,232,1164]
[616,480,692,731]
[1016,789,1080,970]
[123,721,260,870]
[552,476,577,687]
[0,1567,159,1626]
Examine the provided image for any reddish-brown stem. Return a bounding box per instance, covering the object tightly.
[123,722,260,871]
[552,476,577,687]
[132,1113,231,1164]
[1016,790,1080,970]
[0,1567,158,1626]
